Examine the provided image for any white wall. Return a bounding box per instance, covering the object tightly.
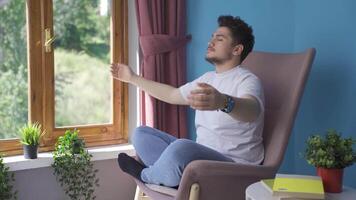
[128,0,139,137]
[13,160,136,200]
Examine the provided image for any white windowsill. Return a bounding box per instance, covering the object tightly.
[3,144,135,172]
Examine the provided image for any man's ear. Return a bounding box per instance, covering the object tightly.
[233,44,244,56]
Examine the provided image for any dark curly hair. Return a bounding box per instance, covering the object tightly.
[218,15,254,62]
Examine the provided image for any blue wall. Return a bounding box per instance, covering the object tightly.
[186,0,356,188]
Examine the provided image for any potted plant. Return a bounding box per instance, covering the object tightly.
[19,122,44,159]
[304,129,356,193]
[0,155,17,200]
[52,129,99,200]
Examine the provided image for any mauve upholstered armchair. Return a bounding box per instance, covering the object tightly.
[133,48,316,200]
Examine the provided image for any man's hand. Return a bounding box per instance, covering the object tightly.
[110,63,137,83]
[188,82,226,110]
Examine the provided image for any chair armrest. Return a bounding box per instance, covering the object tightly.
[184,160,276,178]
[175,160,277,200]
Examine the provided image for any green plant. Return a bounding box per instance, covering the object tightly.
[19,122,44,146]
[52,130,99,200]
[304,129,356,169]
[0,155,17,200]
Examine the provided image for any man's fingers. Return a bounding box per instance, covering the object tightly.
[188,99,210,107]
[187,94,210,101]
[110,65,118,73]
[189,101,210,109]
[110,68,118,74]
[190,88,212,95]
[110,63,118,68]
[188,95,212,109]
[110,63,127,69]
[190,104,211,110]
[116,63,129,68]
[197,82,211,87]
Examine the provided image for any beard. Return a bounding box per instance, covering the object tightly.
[205,54,229,65]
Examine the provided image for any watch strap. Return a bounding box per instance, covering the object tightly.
[220,95,235,113]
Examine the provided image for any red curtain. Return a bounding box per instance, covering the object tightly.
[135,0,190,138]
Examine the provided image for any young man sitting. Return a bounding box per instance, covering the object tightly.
[111,15,264,187]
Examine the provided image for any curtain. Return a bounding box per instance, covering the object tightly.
[135,0,190,138]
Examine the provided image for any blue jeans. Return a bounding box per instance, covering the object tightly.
[131,126,234,187]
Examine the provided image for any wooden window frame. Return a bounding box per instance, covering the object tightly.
[0,0,128,156]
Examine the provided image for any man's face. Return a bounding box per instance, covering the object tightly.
[205,27,237,65]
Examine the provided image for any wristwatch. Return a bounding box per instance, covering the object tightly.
[220,95,235,113]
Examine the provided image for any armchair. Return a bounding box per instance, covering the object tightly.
[134,48,316,200]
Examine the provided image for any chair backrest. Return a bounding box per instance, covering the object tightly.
[242,48,316,168]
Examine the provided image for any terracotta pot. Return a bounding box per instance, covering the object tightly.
[317,167,343,193]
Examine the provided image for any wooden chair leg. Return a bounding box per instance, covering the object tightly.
[134,186,151,200]
[189,183,200,200]
[135,183,200,200]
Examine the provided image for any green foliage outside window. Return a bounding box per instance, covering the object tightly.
[0,0,111,138]
[0,0,27,73]
[54,49,111,126]
[53,0,110,61]
[0,0,28,139]
[0,65,28,139]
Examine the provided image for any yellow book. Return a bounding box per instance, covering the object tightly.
[261,178,317,200]
[260,179,274,194]
[272,174,325,200]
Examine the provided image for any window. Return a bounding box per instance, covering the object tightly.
[0,0,128,156]
[0,0,28,140]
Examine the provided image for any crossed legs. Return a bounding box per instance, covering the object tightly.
[119,126,233,187]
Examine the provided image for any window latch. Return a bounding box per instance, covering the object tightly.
[44,28,56,52]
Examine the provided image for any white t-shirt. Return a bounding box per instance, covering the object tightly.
[179,66,264,165]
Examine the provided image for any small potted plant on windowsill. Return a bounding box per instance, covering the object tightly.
[19,122,44,159]
[304,129,356,193]
[52,129,99,200]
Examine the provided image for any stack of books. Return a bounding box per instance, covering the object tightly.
[261,174,325,200]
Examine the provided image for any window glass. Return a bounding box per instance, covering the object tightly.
[0,0,28,139]
[53,0,112,127]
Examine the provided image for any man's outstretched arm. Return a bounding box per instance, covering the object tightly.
[111,63,188,105]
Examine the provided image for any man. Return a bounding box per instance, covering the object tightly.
[111,15,264,187]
